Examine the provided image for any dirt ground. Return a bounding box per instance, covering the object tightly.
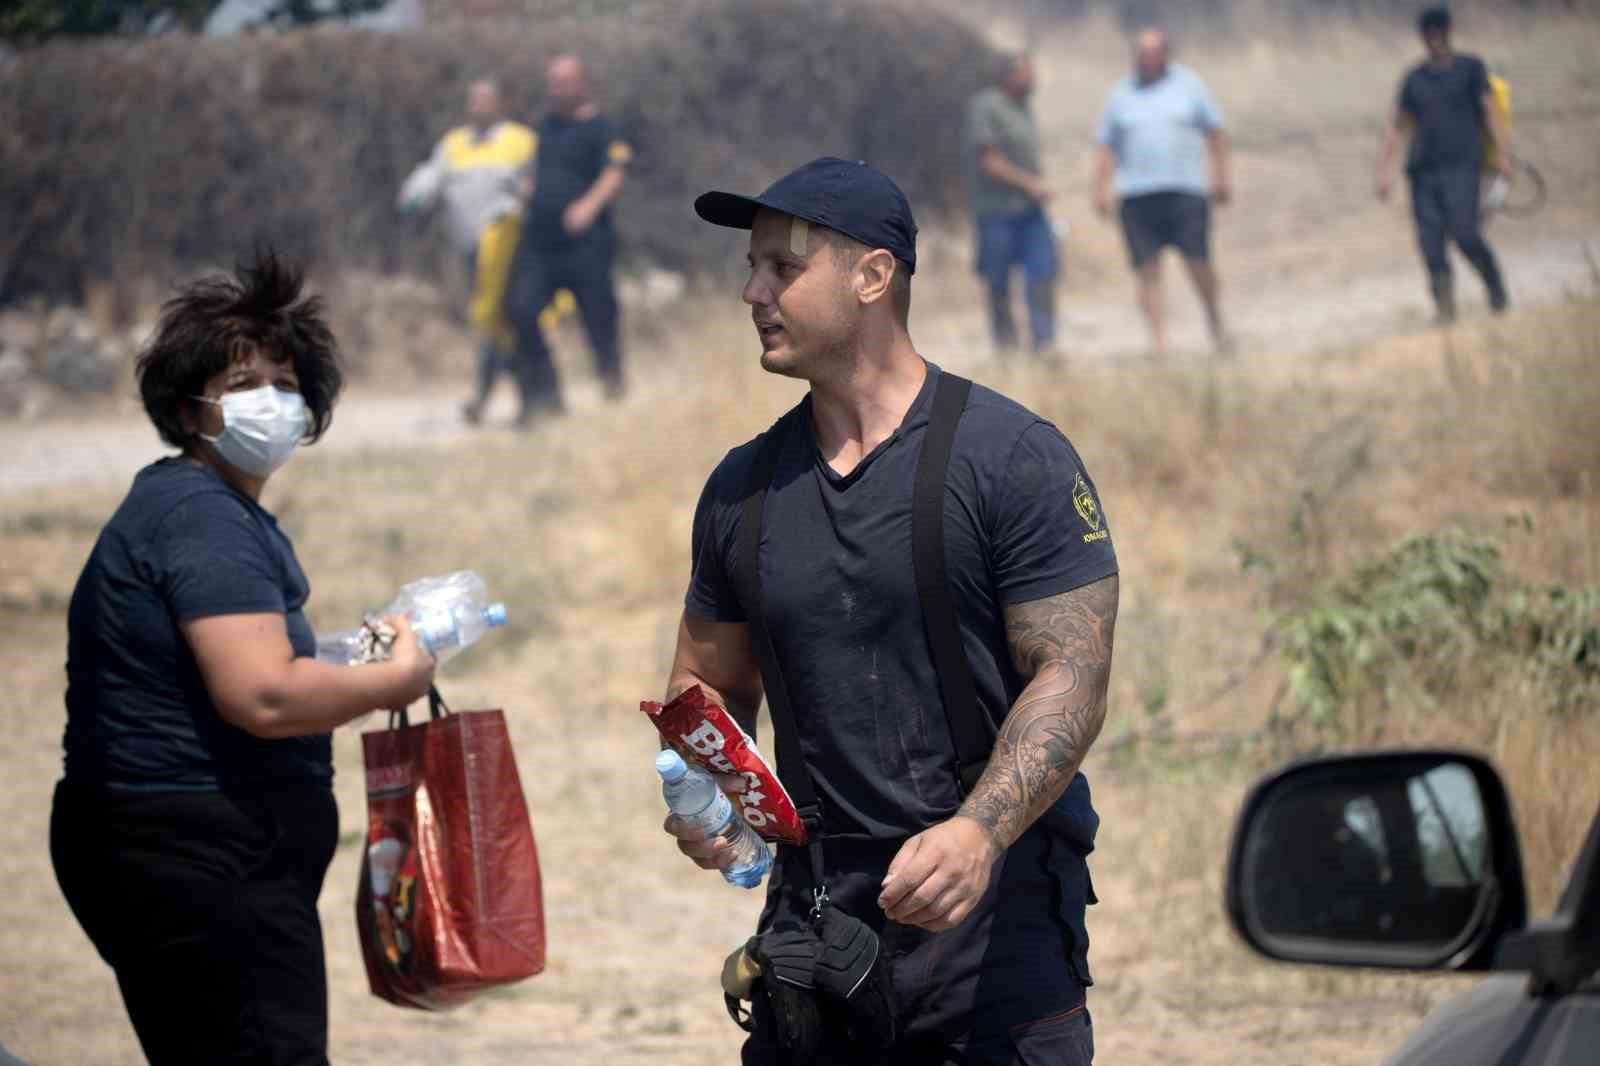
[3,9,1599,1066]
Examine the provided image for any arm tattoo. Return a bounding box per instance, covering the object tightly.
[959,574,1118,851]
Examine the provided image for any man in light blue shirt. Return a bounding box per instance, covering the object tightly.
[1093,28,1232,355]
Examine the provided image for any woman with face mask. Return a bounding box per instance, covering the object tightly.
[49,252,437,1065]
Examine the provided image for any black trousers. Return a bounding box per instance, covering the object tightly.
[51,781,339,1066]
[505,230,623,408]
[741,827,1095,1065]
[1409,166,1504,295]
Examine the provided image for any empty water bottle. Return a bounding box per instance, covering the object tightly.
[315,627,371,665]
[317,570,507,667]
[656,749,772,889]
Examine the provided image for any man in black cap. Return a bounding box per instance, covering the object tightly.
[659,157,1117,1063]
[1376,5,1511,321]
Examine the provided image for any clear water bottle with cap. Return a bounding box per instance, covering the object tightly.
[656,749,771,889]
[411,599,507,663]
[317,570,507,666]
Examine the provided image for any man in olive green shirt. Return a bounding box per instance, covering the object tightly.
[964,53,1058,354]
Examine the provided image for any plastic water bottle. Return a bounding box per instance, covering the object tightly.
[315,627,369,665]
[656,749,772,889]
[316,570,507,666]
[408,600,508,664]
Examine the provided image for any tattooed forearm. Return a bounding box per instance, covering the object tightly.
[959,574,1119,851]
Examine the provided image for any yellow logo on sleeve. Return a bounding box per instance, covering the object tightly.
[1073,472,1109,542]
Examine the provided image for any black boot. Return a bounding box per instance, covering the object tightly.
[1024,279,1058,356]
[462,340,502,425]
[987,291,1018,352]
[1430,271,1457,324]
[1483,265,1509,314]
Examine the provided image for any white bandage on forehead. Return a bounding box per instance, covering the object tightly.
[790,217,810,257]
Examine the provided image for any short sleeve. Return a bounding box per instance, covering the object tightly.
[685,466,745,623]
[1397,73,1416,118]
[1468,58,1490,98]
[592,117,632,169]
[968,92,1002,148]
[154,492,287,623]
[988,424,1119,605]
[1093,92,1119,148]
[1194,76,1224,131]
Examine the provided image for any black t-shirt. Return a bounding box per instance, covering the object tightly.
[63,459,329,790]
[527,112,630,244]
[687,364,1117,848]
[1398,53,1490,174]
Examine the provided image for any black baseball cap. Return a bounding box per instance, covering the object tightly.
[1419,6,1451,33]
[694,156,918,274]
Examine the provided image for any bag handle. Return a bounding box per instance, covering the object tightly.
[388,684,452,730]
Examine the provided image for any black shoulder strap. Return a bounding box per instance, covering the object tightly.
[911,373,990,795]
[738,372,989,833]
[736,411,822,830]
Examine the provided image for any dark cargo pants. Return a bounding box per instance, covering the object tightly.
[506,230,623,411]
[740,825,1096,1065]
[1409,165,1506,310]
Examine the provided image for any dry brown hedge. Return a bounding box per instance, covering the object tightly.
[1,0,998,305]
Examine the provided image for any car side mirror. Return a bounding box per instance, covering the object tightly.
[1225,751,1527,971]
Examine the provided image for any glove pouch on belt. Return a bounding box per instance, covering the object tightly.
[814,908,898,1049]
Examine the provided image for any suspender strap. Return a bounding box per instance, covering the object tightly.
[738,420,820,823]
[736,371,987,912]
[738,411,830,916]
[911,372,990,795]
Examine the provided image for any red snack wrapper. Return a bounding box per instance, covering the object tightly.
[642,685,807,845]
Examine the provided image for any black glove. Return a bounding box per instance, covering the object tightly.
[813,908,898,1049]
[748,928,824,1061]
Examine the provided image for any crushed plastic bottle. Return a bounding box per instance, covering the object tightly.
[316,570,507,666]
[657,749,772,889]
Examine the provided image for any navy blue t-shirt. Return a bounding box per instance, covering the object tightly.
[63,459,330,790]
[687,364,1117,849]
[527,112,628,245]
[1399,53,1490,174]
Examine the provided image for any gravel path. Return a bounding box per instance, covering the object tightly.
[2,229,1595,499]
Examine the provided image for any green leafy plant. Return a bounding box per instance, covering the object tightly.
[1276,531,1599,735]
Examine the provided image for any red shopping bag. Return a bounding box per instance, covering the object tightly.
[356,686,545,1010]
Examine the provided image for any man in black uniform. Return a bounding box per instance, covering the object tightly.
[660,158,1117,1064]
[506,54,632,415]
[1376,6,1511,321]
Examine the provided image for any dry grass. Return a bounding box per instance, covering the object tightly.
[4,295,1597,1064]
[3,9,1600,1066]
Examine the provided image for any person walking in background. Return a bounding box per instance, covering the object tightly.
[50,253,437,1065]
[964,53,1061,357]
[666,158,1116,1063]
[506,54,632,414]
[1375,6,1510,322]
[398,78,539,425]
[1093,27,1232,356]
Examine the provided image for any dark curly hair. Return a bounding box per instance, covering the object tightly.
[137,250,343,450]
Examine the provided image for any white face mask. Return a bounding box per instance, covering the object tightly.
[194,386,309,477]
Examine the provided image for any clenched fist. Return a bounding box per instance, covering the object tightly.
[877,816,1001,932]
